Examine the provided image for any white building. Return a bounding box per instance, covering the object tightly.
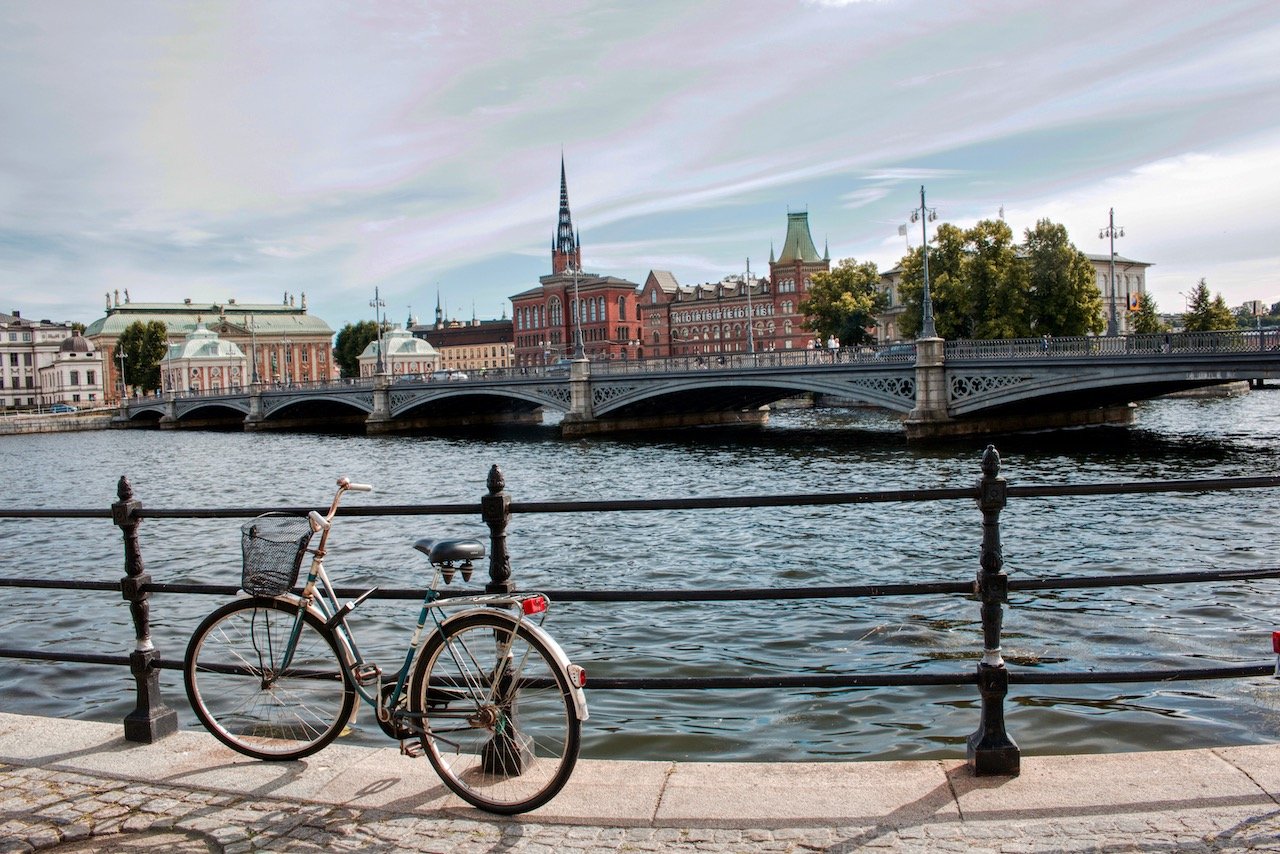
[358,328,441,378]
[36,334,105,407]
[0,311,78,410]
[161,324,249,394]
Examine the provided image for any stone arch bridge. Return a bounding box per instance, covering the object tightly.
[118,331,1280,440]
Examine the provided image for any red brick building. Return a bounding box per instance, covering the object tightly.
[511,160,643,366]
[640,211,831,358]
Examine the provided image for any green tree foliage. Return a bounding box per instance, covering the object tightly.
[1023,219,1104,336]
[896,223,969,339]
[1182,279,1236,331]
[333,320,379,378]
[798,258,886,345]
[1128,290,1167,334]
[117,320,168,393]
[897,218,1105,339]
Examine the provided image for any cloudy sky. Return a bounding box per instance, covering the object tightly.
[2,0,1279,332]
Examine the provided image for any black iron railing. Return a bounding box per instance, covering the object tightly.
[1,447,1278,775]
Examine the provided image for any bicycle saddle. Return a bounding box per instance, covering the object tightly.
[413,537,486,566]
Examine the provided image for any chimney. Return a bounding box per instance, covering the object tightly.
[11,310,19,318]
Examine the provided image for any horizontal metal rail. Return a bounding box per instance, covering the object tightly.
[6,473,1278,521]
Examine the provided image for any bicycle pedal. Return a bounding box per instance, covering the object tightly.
[353,664,382,686]
[399,739,424,758]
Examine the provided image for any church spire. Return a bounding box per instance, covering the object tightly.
[552,156,582,275]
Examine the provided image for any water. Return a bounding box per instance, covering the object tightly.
[3,391,1280,762]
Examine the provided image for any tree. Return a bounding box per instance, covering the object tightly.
[333,320,379,378]
[963,218,1026,339]
[1023,219,1104,337]
[896,222,969,339]
[1128,290,1167,334]
[117,320,168,393]
[1182,279,1235,331]
[799,258,886,345]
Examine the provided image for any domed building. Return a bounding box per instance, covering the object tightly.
[162,324,248,394]
[358,327,441,378]
[36,332,104,408]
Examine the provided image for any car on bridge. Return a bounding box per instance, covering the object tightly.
[49,403,78,413]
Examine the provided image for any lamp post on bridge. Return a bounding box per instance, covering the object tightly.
[1100,208,1125,337]
[370,287,386,374]
[569,265,585,360]
[116,347,127,402]
[910,186,938,339]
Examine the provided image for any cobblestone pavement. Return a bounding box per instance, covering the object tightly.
[4,762,1280,853]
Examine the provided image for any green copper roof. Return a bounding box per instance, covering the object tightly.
[777,211,821,264]
[84,303,333,338]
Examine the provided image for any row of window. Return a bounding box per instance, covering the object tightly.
[517,295,631,331]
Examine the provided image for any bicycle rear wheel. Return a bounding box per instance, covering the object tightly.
[184,597,355,761]
[409,611,580,814]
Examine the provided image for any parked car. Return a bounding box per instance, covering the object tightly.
[874,343,916,360]
[547,359,574,375]
[49,403,77,413]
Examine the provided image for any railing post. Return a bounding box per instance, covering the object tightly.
[482,464,513,594]
[967,445,1020,775]
[111,476,178,743]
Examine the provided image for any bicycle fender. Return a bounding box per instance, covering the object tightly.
[437,608,589,722]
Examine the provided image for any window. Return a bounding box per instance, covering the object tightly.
[8,354,16,366]
[87,370,95,385]
[69,370,79,386]
[619,296,627,321]
[23,354,31,367]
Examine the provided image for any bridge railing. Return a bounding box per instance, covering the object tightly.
[2,448,1278,775]
[946,329,1280,360]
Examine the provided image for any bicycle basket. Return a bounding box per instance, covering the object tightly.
[240,513,314,596]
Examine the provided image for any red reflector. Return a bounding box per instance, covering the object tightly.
[1272,631,1280,654]
[521,595,547,616]
[567,664,587,688]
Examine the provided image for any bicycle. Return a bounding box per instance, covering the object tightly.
[182,477,589,814]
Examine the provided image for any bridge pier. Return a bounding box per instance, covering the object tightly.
[904,337,948,436]
[561,407,770,438]
[905,403,1135,441]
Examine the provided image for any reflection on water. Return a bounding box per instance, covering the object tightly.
[2,391,1280,761]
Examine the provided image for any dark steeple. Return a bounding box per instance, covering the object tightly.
[552,156,582,275]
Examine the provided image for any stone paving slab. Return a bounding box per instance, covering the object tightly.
[1,711,1280,851]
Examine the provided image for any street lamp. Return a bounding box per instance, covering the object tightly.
[910,185,938,339]
[248,315,259,385]
[1099,208,1125,336]
[568,265,585,359]
[370,287,386,374]
[116,347,126,401]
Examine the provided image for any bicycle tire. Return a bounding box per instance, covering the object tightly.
[409,611,580,814]
[184,597,355,761]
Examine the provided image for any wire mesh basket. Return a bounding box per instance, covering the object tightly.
[240,513,314,596]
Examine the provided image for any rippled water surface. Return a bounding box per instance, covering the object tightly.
[3,391,1280,762]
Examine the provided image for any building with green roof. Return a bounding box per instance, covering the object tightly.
[84,293,335,400]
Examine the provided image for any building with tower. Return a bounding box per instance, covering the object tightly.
[510,160,643,366]
[638,210,831,358]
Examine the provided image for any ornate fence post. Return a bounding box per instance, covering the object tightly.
[481,465,513,594]
[111,476,178,743]
[967,445,1020,775]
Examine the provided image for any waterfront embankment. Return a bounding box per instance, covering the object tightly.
[1,711,1278,851]
[0,409,115,435]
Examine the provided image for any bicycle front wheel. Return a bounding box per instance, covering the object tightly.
[184,597,355,761]
[409,611,580,814]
